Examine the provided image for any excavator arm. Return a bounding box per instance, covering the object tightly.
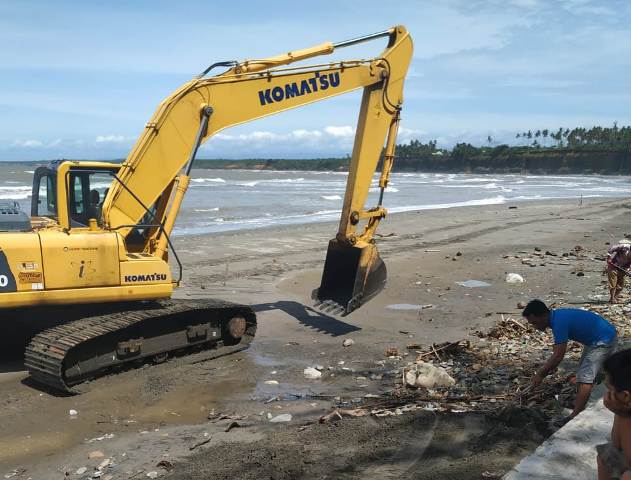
[102,25,413,315]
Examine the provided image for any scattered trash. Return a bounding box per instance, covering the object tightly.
[3,470,27,480]
[68,409,78,416]
[207,412,244,422]
[156,460,173,471]
[189,437,212,451]
[387,303,423,310]
[385,347,400,357]
[505,273,524,284]
[97,459,112,470]
[456,280,491,288]
[146,472,159,479]
[269,413,292,423]
[75,468,87,476]
[303,367,322,379]
[264,380,279,385]
[342,338,354,347]
[319,408,368,423]
[224,421,241,432]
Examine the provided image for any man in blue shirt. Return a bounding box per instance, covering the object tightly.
[522,299,618,426]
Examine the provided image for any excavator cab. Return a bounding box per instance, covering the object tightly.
[31,162,119,228]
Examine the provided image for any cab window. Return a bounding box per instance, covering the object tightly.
[67,170,114,227]
[36,174,57,218]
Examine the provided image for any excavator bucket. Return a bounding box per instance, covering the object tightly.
[313,239,387,316]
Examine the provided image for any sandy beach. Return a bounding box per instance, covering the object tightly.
[1,196,629,479]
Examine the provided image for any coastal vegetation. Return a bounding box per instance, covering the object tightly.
[197,124,631,174]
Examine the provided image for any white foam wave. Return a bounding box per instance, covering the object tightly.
[321,195,342,200]
[191,177,226,183]
[312,209,341,215]
[388,196,507,214]
[268,178,305,183]
[0,186,32,200]
[461,177,500,183]
[194,208,220,212]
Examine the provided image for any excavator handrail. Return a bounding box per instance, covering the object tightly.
[110,223,183,285]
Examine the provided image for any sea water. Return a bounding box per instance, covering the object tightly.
[1,165,630,236]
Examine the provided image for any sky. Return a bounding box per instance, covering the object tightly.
[1,0,630,161]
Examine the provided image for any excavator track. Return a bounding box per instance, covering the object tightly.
[24,299,256,394]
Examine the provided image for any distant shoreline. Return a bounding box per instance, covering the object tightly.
[4,148,631,175]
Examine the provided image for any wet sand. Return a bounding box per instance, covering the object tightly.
[0,197,627,478]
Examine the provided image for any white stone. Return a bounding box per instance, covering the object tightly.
[68,409,78,416]
[146,472,159,479]
[404,362,455,389]
[76,467,87,475]
[343,338,355,347]
[269,414,292,423]
[505,273,525,284]
[264,380,279,385]
[303,367,322,379]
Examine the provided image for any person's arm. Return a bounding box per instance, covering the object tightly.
[621,420,631,480]
[609,245,622,255]
[532,343,567,386]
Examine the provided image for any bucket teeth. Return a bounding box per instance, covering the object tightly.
[313,299,346,316]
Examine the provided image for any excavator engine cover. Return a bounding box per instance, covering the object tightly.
[315,239,386,316]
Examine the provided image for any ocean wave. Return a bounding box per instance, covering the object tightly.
[194,208,220,212]
[579,186,631,193]
[321,195,342,200]
[0,186,32,200]
[369,186,399,193]
[312,209,341,215]
[388,196,507,214]
[191,177,226,183]
[266,178,305,183]
[460,177,500,183]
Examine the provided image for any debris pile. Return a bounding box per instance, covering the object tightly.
[322,314,592,420]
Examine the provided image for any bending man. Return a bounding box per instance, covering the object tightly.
[522,299,617,426]
[607,240,631,304]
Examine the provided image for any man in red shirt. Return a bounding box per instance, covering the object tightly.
[607,240,631,304]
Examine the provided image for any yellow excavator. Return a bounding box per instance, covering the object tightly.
[0,26,412,392]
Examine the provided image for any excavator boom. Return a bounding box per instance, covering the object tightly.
[102,25,413,314]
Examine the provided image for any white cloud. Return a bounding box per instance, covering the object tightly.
[95,134,131,143]
[12,139,42,148]
[510,0,539,8]
[291,129,322,139]
[324,126,354,137]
